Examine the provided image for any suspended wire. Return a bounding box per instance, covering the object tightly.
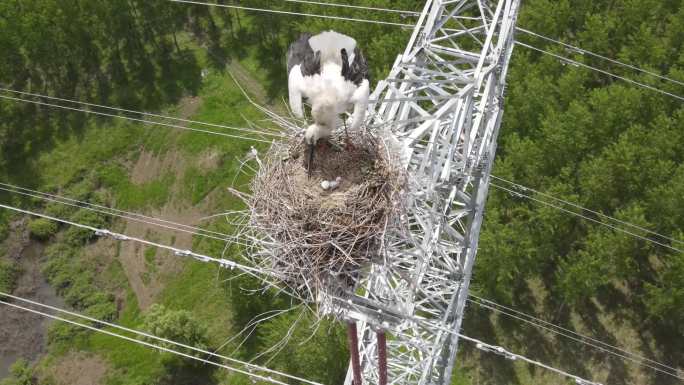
[516,27,684,88]
[490,175,684,247]
[167,0,414,27]
[0,94,273,144]
[386,321,603,385]
[4,3,677,382]
[490,182,684,253]
[458,333,604,385]
[168,0,684,104]
[515,41,684,103]
[274,2,684,90]
[0,182,232,243]
[0,286,606,385]
[168,0,684,106]
[282,0,420,16]
[0,202,269,278]
[0,87,283,139]
[467,295,684,380]
[0,201,310,304]
[320,291,604,385]
[0,201,615,385]
[0,295,321,385]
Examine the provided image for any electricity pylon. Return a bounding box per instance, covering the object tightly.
[337,1,522,384]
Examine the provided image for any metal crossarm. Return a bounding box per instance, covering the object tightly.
[340,1,521,384]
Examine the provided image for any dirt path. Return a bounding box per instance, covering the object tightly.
[227,60,289,116]
[118,95,210,310]
[0,222,65,379]
[116,63,282,310]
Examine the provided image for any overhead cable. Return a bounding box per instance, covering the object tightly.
[459,333,604,385]
[516,27,684,88]
[0,182,232,242]
[490,182,683,253]
[0,293,321,385]
[515,41,684,102]
[491,175,684,247]
[467,295,684,380]
[167,0,414,27]
[0,203,266,277]
[0,94,273,143]
[282,0,420,15]
[0,87,283,139]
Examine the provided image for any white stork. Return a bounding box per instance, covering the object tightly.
[286,30,370,175]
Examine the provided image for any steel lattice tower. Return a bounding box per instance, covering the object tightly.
[334,1,522,384]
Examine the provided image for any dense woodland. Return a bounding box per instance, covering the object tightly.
[0,1,683,384]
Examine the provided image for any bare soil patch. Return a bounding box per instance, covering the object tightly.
[45,352,109,385]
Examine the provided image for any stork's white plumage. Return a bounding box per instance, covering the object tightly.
[287,31,370,150]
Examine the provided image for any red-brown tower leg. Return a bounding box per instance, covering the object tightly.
[377,330,388,385]
[347,321,363,385]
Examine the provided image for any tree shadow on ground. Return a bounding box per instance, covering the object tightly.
[253,41,287,102]
[461,305,520,385]
[159,360,218,385]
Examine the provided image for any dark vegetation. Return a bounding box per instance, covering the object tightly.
[0,0,682,384]
[0,259,20,294]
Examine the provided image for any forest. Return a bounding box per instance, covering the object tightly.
[0,0,683,384]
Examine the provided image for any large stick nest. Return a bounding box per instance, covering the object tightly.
[241,129,406,303]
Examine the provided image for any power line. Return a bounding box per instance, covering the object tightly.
[515,41,684,103]
[0,182,233,243]
[489,182,683,253]
[166,0,684,105]
[467,295,684,380]
[516,27,684,88]
[167,0,414,27]
[0,94,273,144]
[0,294,321,385]
[319,292,604,385]
[458,333,604,385]
[168,0,684,106]
[282,0,420,16]
[490,175,684,247]
[0,87,283,139]
[0,202,268,278]
[2,195,607,385]
[0,201,310,304]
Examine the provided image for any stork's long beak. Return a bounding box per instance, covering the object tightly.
[307,141,315,179]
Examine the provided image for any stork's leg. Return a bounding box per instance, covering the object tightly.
[307,141,315,178]
[343,118,350,140]
[342,119,355,151]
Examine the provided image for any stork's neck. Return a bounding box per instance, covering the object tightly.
[321,62,342,77]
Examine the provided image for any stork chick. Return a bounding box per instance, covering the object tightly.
[287,30,370,177]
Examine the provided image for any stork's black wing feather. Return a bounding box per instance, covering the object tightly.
[341,47,369,86]
[287,33,321,77]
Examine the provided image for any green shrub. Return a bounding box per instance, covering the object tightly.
[47,321,86,346]
[28,218,58,240]
[64,209,108,245]
[0,358,34,385]
[42,245,79,291]
[84,300,117,322]
[43,244,117,318]
[141,304,209,359]
[43,201,75,220]
[0,213,9,242]
[0,260,21,293]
